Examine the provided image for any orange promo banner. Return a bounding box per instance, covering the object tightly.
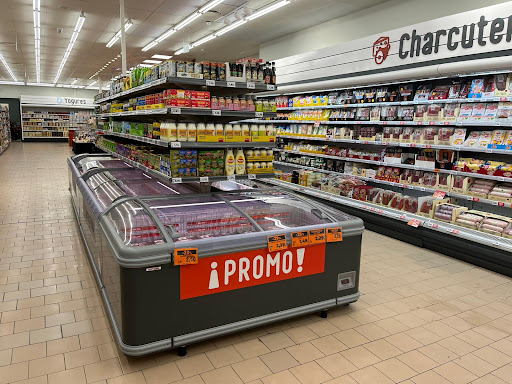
[180,244,326,300]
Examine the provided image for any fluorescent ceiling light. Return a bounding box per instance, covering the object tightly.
[54,12,86,84]
[152,54,172,60]
[89,80,97,86]
[142,41,158,52]
[174,48,184,55]
[139,64,152,67]
[0,53,18,82]
[192,34,216,47]
[216,19,246,36]
[246,0,290,21]
[0,81,24,85]
[71,79,78,85]
[199,0,224,13]
[175,12,201,30]
[106,20,133,48]
[156,29,176,43]
[27,82,55,87]
[33,0,40,82]
[143,59,162,64]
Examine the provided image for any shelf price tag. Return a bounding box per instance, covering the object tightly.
[199,176,209,182]
[407,219,423,228]
[255,112,264,118]
[433,190,446,198]
[227,175,235,181]
[326,227,343,242]
[206,80,216,86]
[248,174,257,179]
[309,228,326,244]
[212,110,222,116]
[291,231,309,247]
[448,228,459,234]
[247,82,256,89]
[267,84,276,90]
[170,107,181,114]
[171,177,182,183]
[227,81,236,88]
[174,248,198,266]
[267,234,288,252]
[170,142,181,148]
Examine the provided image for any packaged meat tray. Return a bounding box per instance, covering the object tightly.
[433,203,467,223]
[455,210,487,230]
[479,216,511,237]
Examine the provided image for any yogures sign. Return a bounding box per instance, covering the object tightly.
[20,95,94,108]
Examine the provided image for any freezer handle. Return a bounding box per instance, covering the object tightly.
[165,224,181,240]
[311,208,327,220]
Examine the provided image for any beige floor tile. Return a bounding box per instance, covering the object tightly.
[97,342,120,361]
[0,361,29,384]
[373,318,409,334]
[493,364,512,382]
[283,326,317,344]
[328,315,361,331]
[418,343,457,364]
[14,376,48,384]
[405,326,442,345]
[473,346,512,367]
[433,361,478,384]
[261,370,300,384]
[201,366,242,384]
[316,353,357,377]
[471,374,509,384]
[259,350,298,373]
[306,320,340,338]
[289,361,331,384]
[65,346,100,370]
[374,358,416,382]
[48,366,86,384]
[12,343,46,363]
[411,370,451,384]
[0,332,30,350]
[205,346,243,368]
[232,357,272,382]
[107,371,146,384]
[142,362,182,384]
[79,329,113,349]
[84,358,123,383]
[397,350,438,373]
[384,333,422,352]
[347,310,380,325]
[259,332,295,352]
[31,304,60,319]
[175,354,214,379]
[14,317,45,333]
[0,349,12,367]
[454,353,497,376]
[1,308,31,323]
[233,339,270,360]
[29,354,65,378]
[171,376,204,384]
[456,329,493,348]
[340,347,380,369]
[286,342,324,364]
[353,324,389,342]
[47,336,80,356]
[363,339,401,360]
[437,336,476,356]
[349,366,394,384]
[310,335,347,355]
[490,339,512,357]
[323,375,357,384]
[46,312,75,327]
[30,326,62,344]
[118,354,155,375]
[333,329,369,348]
[62,319,93,338]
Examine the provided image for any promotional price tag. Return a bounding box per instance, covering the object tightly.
[200,176,209,182]
[433,190,446,198]
[255,112,264,118]
[291,231,309,247]
[174,248,198,266]
[267,84,276,90]
[227,175,235,181]
[212,110,222,116]
[248,174,256,179]
[247,82,256,89]
[171,177,182,183]
[267,234,287,252]
[171,142,181,148]
[326,227,343,242]
[227,81,236,88]
[170,107,181,114]
[309,228,326,244]
[206,80,216,86]
[407,219,423,228]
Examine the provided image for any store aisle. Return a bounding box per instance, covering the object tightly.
[1,143,512,384]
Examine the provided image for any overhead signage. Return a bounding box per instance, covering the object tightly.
[20,95,94,108]
[180,244,326,300]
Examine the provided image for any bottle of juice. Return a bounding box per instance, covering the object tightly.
[235,149,246,175]
[197,123,206,136]
[187,123,196,141]
[225,149,235,176]
[168,122,177,141]
[177,123,187,141]
[224,124,233,139]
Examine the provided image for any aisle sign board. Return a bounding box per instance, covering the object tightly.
[20,95,94,108]
[180,244,326,299]
[276,2,512,86]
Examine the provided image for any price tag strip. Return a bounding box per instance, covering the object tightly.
[326,227,343,242]
[174,248,198,266]
[291,231,309,247]
[267,234,288,252]
[309,228,326,244]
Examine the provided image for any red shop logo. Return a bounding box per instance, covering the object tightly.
[373,37,390,64]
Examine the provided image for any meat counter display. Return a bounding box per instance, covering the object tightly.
[68,154,364,356]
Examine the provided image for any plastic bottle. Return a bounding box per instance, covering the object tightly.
[160,123,169,141]
[233,124,242,137]
[168,122,177,141]
[215,123,224,136]
[235,149,246,175]
[258,124,266,137]
[177,123,187,141]
[187,123,196,141]
[264,62,271,84]
[197,122,206,136]
[224,124,233,139]
[205,123,215,136]
[271,62,277,85]
[266,125,274,136]
[251,124,259,137]
[241,124,250,137]
[225,149,235,175]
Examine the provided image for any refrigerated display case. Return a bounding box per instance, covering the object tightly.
[68,154,364,356]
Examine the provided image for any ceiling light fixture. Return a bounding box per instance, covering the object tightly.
[151,54,172,60]
[199,0,224,13]
[0,81,24,85]
[89,80,97,87]
[139,64,152,67]
[174,48,184,55]
[143,59,162,64]
[70,78,78,85]
[33,0,41,82]
[216,19,246,36]
[175,12,201,30]
[27,82,55,87]
[191,34,216,47]
[0,53,18,82]
[246,0,290,20]
[142,41,158,52]
[106,19,133,48]
[155,29,176,43]
[54,12,86,84]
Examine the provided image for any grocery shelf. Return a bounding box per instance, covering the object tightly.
[274,161,510,209]
[276,96,512,111]
[23,130,69,132]
[243,119,512,127]
[97,145,275,184]
[275,148,512,183]
[96,108,276,119]
[95,76,277,104]
[265,178,512,253]
[96,130,276,148]
[277,135,512,155]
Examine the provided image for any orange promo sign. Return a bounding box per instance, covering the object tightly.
[180,244,326,300]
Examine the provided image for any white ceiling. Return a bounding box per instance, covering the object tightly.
[0,0,390,86]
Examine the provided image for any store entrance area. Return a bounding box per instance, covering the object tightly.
[0,142,511,383]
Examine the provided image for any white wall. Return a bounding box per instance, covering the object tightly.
[260,0,512,61]
[0,85,97,99]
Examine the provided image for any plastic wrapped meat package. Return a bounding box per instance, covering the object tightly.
[381,106,397,120]
[413,85,431,101]
[434,204,457,222]
[382,126,393,140]
[426,104,442,120]
[476,131,492,148]
[496,102,512,121]
[423,172,438,188]
[458,103,473,121]
[356,107,370,120]
[388,194,403,209]
[398,196,418,213]
[470,103,486,122]
[451,128,467,146]
[422,127,437,143]
[488,183,512,202]
[401,127,413,143]
[444,103,460,121]
[437,128,454,145]
[437,174,452,191]
[483,104,499,122]
[414,105,427,121]
[398,106,415,121]
[455,211,486,230]
[480,216,511,236]
[464,131,482,147]
[468,179,497,197]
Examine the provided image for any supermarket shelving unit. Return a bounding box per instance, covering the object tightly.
[0,104,11,155]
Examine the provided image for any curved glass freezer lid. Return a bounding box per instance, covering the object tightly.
[77,156,124,174]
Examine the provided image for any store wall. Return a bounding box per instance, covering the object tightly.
[0,85,97,99]
[0,98,21,128]
[260,0,512,61]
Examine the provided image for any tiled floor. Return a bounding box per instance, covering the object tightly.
[1,142,512,384]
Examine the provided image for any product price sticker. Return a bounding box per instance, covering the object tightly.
[326,227,343,242]
[227,81,236,88]
[255,112,263,118]
[291,231,309,247]
[200,176,209,182]
[248,174,256,179]
[309,228,326,244]
[170,107,181,115]
[267,234,287,252]
[171,177,182,184]
[433,190,446,198]
[246,82,255,89]
[407,219,423,228]
[206,80,216,86]
[227,175,235,181]
[174,248,198,266]
[212,110,222,116]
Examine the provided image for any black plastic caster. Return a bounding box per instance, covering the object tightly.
[320,310,328,318]
[178,346,187,357]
